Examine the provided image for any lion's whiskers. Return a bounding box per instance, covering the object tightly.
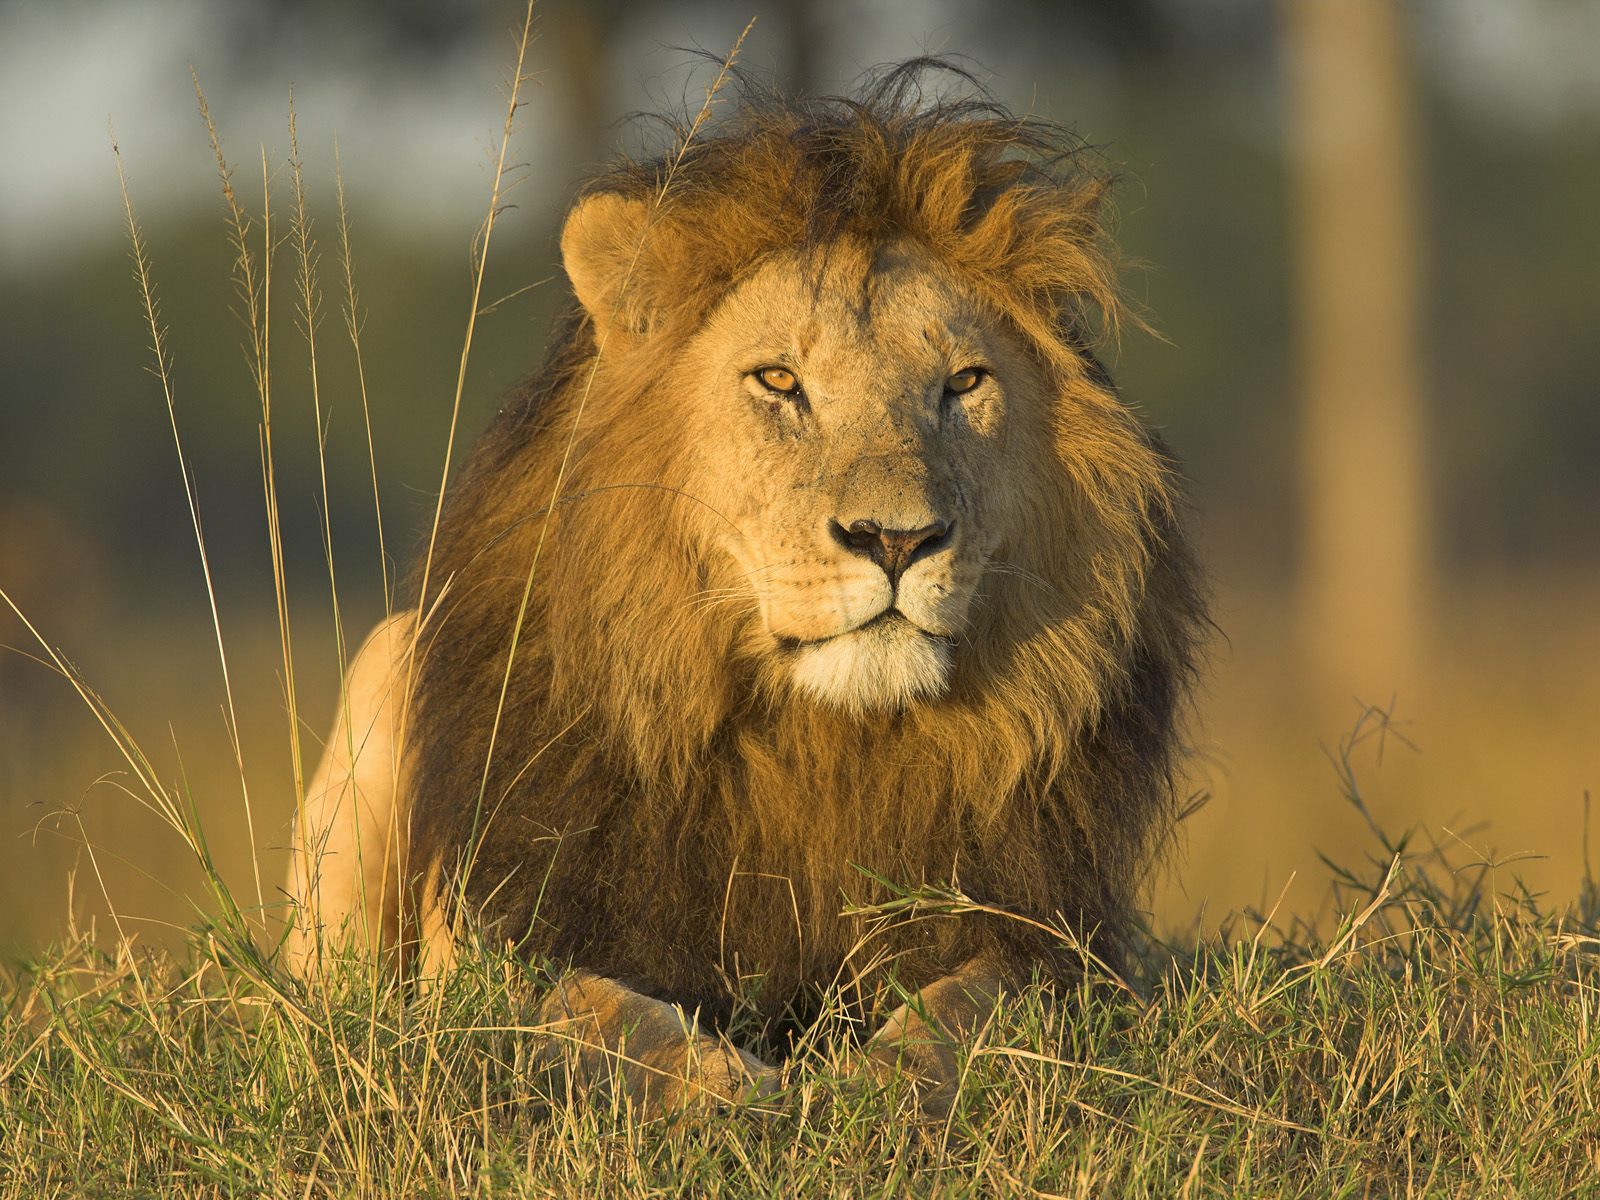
[688,590,760,616]
[986,559,1061,600]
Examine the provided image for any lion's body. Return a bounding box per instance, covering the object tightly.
[288,63,1205,1106]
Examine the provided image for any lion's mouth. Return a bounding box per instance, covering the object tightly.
[775,609,950,654]
[782,607,957,711]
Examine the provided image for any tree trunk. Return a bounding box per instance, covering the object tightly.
[1284,0,1431,722]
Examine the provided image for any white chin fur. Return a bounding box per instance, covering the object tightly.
[789,617,952,714]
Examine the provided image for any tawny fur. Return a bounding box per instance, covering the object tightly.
[286,613,412,975]
[293,63,1205,1036]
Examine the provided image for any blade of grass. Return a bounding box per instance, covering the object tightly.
[111,125,266,926]
[391,2,543,1184]
[454,13,757,918]
[196,80,310,944]
[332,136,393,620]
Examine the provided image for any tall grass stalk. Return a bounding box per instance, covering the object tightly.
[453,14,759,932]
[284,96,389,981]
[195,77,309,895]
[111,127,266,925]
[286,94,351,715]
[332,137,392,619]
[403,0,541,686]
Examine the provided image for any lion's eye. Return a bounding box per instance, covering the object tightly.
[945,367,985,395]
[756,366,800,395]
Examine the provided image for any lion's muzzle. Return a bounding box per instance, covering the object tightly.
[828,516,954,587]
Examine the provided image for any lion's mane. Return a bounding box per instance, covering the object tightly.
[406,62,1205,1018]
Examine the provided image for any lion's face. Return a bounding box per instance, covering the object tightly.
[673,242,1049,713]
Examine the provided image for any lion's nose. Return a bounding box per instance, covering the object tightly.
[830,517,954,586]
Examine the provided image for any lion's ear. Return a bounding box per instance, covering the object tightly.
[560,191,657,345]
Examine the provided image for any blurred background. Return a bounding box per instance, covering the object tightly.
[1,0,1596,957]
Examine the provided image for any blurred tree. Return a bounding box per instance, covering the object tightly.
[1284,0,1431,717]
[775,0,821,97]
[542,0,823,165]
[212,0,500,64]
[1011,0,1170,56]
[544,0,626,166]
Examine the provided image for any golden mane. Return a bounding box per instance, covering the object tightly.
[405,61,1206,1018]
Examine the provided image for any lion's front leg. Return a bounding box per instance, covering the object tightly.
[286,612,416,977]
[534,971,776,1115]
[862,957,1003,1116]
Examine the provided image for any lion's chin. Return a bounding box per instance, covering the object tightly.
[788,614,952,715]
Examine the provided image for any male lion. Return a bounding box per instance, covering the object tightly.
[287,62,1204,1115]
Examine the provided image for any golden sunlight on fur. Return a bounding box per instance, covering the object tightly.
[284,613,412,977]
[287,60,1206,1115]
[789,615,954,713]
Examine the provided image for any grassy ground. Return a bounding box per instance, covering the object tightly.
[4,802,1599,1198]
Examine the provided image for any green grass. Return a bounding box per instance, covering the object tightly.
[4,816,1599,1198]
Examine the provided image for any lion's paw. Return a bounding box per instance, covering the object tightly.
[532,971,779,1117]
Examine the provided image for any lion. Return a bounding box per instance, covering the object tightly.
[286,62,1205,1115]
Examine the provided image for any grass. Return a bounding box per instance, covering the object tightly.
[4,14,1600,1198]
[3,800,1599,1197]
